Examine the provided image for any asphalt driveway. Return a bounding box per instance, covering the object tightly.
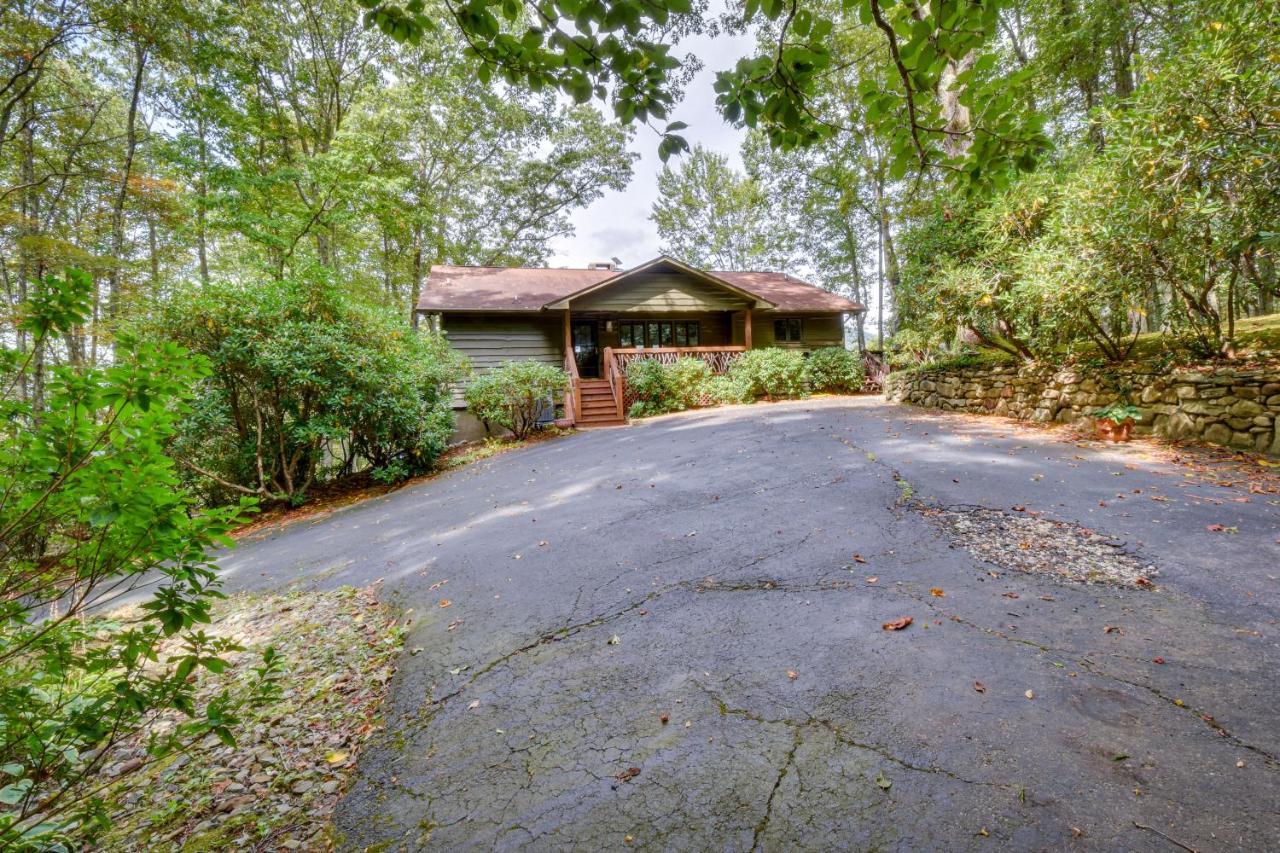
[217,397,1280,851]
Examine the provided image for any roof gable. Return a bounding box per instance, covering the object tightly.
[543,256,773,310]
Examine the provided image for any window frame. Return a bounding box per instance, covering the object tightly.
[773,317,803,343]
[617,320,700,348]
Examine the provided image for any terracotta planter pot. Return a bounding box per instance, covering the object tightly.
[1095,418,1134,442]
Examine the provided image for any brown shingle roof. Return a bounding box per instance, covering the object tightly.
[417,257,865,313]
[711,271,864,312]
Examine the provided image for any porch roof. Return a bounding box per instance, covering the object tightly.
[417,255,865,313]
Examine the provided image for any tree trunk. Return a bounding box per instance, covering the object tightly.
[106,41,149,323]
[196,112,210,285]
[937,52,975,159]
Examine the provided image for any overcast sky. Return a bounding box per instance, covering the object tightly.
[547,20,753,269]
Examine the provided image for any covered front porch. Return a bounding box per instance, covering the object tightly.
[559,309,755,428]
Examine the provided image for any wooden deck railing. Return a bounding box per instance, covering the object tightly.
[601,348,625,421]
[563,349,581,424]
[606,347,747,415]
[608,346,746,376]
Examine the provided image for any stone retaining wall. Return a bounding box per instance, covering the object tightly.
[884,360,1280,457]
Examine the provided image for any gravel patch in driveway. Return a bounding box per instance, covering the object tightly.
[922,505,1159,587]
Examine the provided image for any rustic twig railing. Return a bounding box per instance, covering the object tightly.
[609,346,746,376]
[606,346,747,415]
[863,350,889,392]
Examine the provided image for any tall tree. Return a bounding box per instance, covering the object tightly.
[650,145,786,270]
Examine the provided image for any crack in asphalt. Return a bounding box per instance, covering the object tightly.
[692,682,1012,792]
[751,727,802,851]
[895,585,1280,769]
[829,427,1280,771]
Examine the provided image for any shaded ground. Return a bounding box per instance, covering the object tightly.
[215,397,1280,851]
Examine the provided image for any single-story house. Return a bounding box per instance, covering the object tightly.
[416,255,865,438]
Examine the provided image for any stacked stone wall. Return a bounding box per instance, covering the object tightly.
[884,361,1280,457]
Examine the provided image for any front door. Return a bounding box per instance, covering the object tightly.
[572,321,599,378]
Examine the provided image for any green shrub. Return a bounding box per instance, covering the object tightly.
[702,373,754,405]
[667,357,713,408]
[728,348,808,400]
[149,277,466,504]
[465,360,567,440]
[2,270,270,850]
[625,358,680,416]
[804,347,864,393]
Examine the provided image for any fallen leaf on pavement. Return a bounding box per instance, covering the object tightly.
[852,554,867,563]
[875,770,892,790]
[1152,657,1165,665]
[1002,592,1020,599]
[930,587,945,597]
[438,599,451,608]
[615,767,641,782]
[1103,625,1123,635]
[865,576,878,584]
[1025,690,1035,700]
[973,681,986,693]
[787,670,798,680]
[467,700,480,709]
[882,616,913,631]
[607,634,620,645]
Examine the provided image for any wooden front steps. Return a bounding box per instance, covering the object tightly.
[576,378,624,428]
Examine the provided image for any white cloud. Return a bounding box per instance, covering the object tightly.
[548,9,753,269]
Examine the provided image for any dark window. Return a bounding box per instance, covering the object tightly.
[618,320,700,348]
[619,322,639,347]
[774,318,802,342]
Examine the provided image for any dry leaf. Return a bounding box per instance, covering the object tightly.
[1024,689,1035,700]
[852,554,867,563]
[467,700,480,709]
[973,681,986,693]
[615,767,641,782]
[1152,657,1165,665]
[659,714,669,725]
[1103,625,1123,635]
[787,670,798,680]
[882,616,913,631]
[1002,592,1020,599]
[438,599,451,608]
[930,587,945,597]
[865,576,879,584]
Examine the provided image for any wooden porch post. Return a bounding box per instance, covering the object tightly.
[743,307,753,349]
[563,308,572,356]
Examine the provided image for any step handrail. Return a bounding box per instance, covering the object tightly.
[602,347,624,421]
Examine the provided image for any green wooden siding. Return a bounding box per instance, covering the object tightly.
[737,313,846,349]
[441,313,563,407]
[571,272,751,312]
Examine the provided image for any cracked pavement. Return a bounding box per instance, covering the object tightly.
[214,397,1280,850]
